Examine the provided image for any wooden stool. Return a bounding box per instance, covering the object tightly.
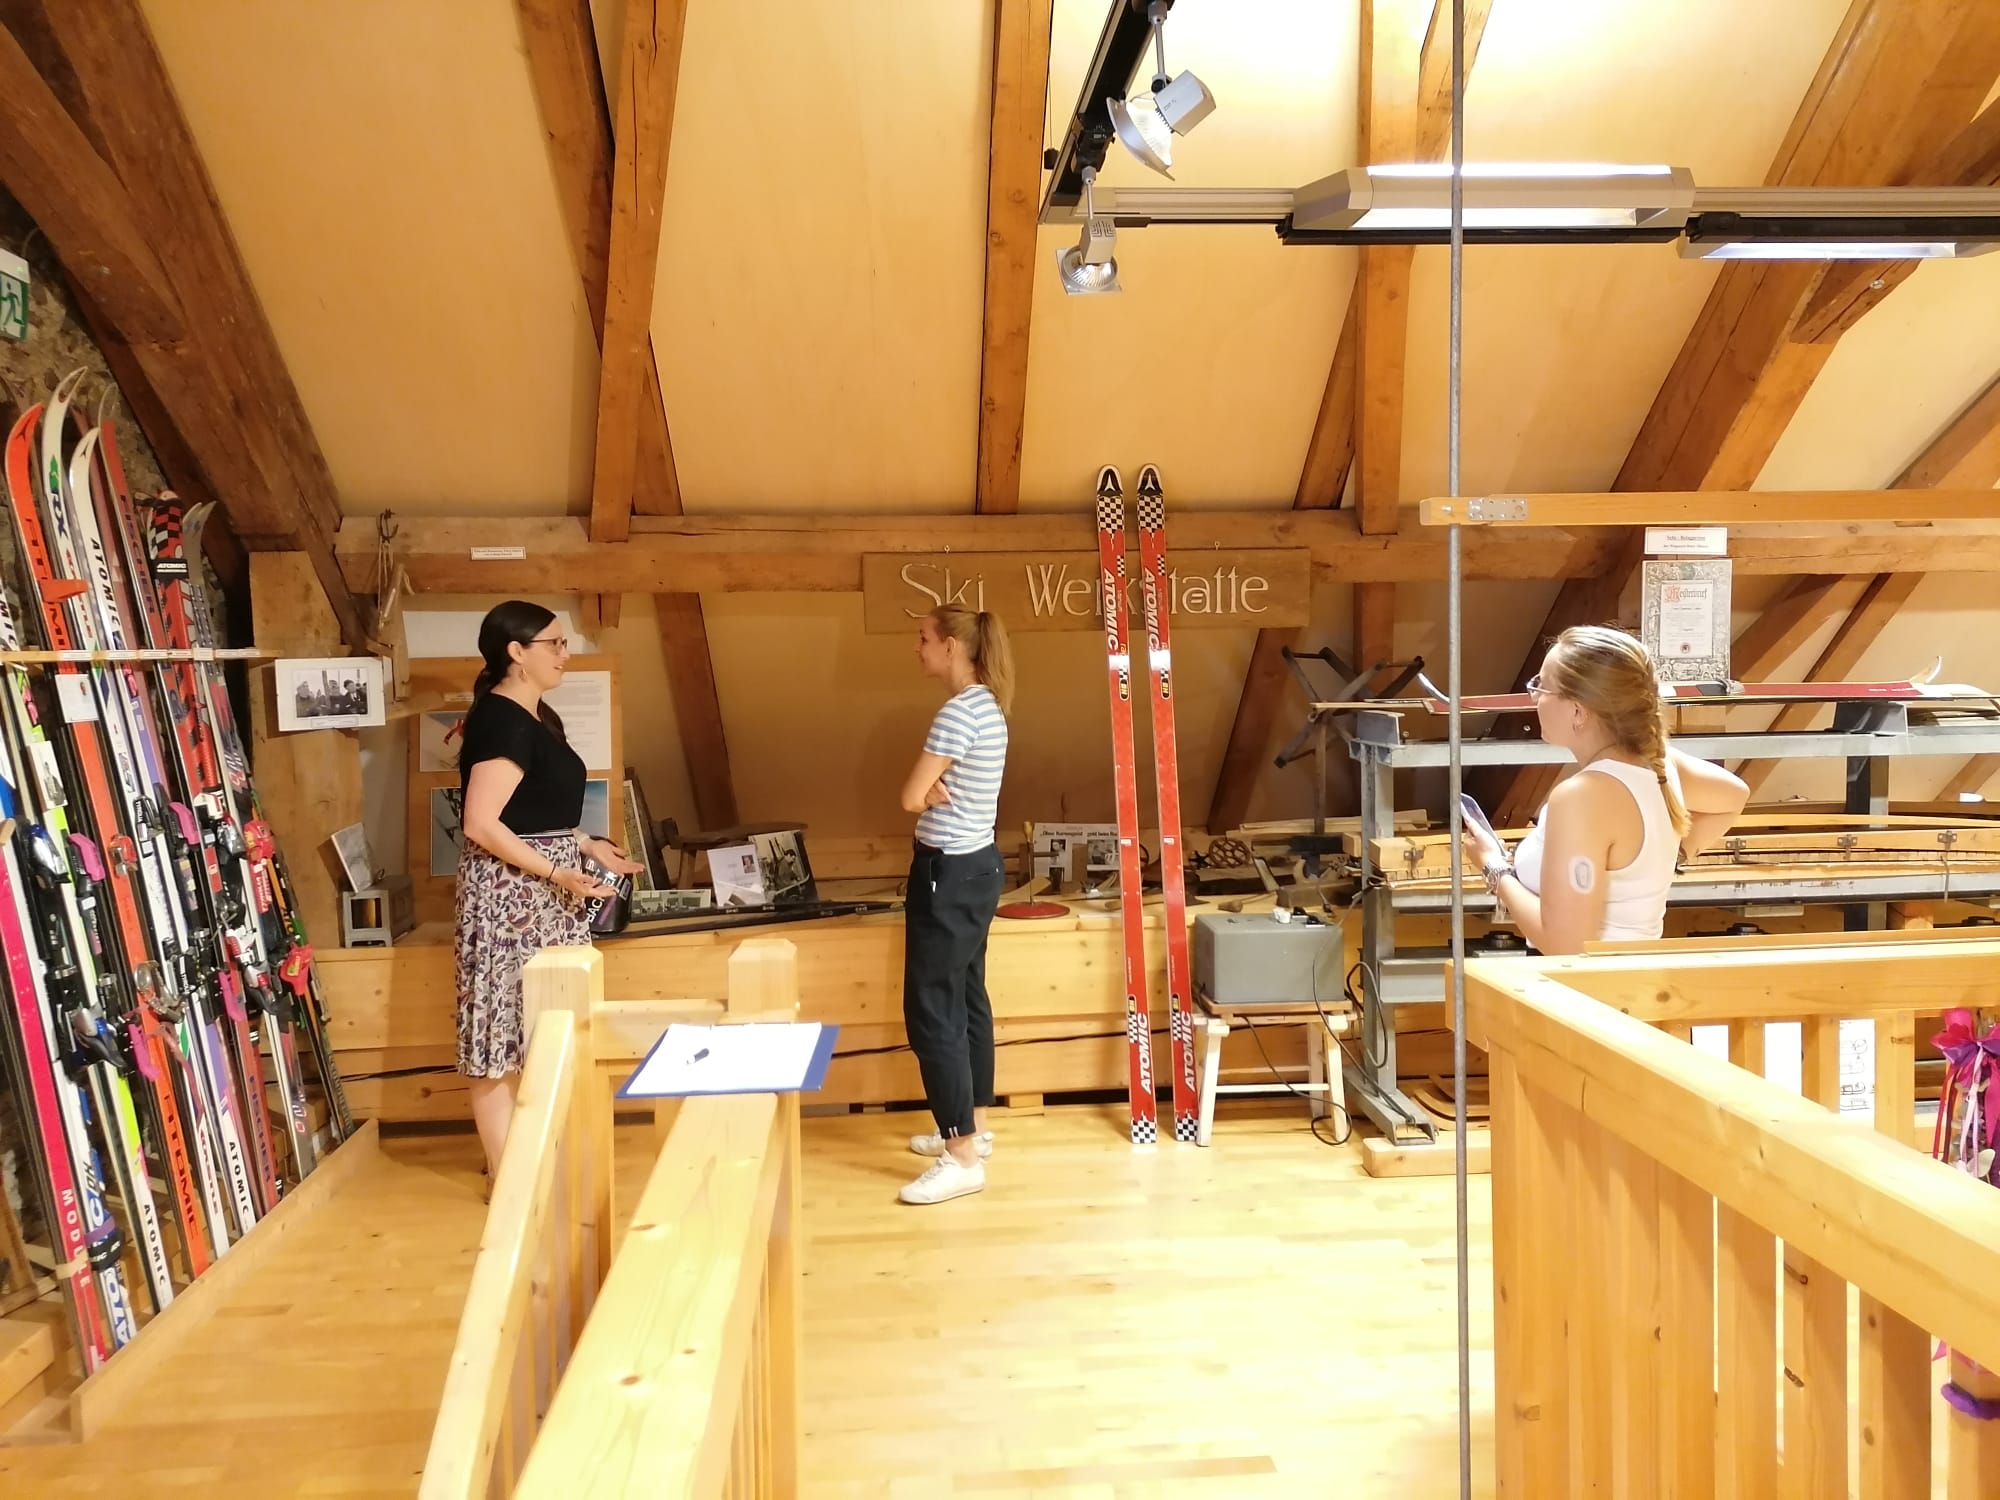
[1195,999,1355,1146]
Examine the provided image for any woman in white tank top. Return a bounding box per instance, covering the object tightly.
[1461,626,1748,953]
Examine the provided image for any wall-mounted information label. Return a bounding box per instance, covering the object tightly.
[469,546,527,561]
[1643,526,1727,557]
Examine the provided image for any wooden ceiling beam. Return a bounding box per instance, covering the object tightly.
[1793,98,2000,345]
[1476,0,2000,818]
[587,0,688,543]
[0,22,182,344]
[1413,0,1494,162]
[1423,488,2000,527]
[516,0,682,519]
[654,593,736,828]
[1890,374,2000,491]
[1938,755,2000,802]
[12,0,364,647]
[974,0,1054,515]
[517,0,731,830]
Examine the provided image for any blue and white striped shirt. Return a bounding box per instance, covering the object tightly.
[914,684,1008,854]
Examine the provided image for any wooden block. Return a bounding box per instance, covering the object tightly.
[0,1317,55,1411]
[1361,1128,1490,1178]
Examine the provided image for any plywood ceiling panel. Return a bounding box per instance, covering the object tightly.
[1759,253,2000,491]
[1397,0,1856,505]
[139,0,600,516]
[648,0,994,513]
[1023,0,1359,510]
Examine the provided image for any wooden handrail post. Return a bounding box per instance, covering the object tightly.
[768,1092,803,1494]
[726,936,799,1014]
[524,947,608,1286]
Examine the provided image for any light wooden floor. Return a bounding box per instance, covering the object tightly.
[0,1103,1496,1497]
[798,1104,1492,1498]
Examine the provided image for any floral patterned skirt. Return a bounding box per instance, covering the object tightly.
[455,833,591,1078]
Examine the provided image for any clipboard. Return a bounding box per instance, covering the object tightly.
[615,1021,840,1099]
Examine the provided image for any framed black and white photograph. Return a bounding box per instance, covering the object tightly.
[276,656,387,731]
[751,829,814,904]
[330,822,376,892]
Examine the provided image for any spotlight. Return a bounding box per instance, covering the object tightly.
[1056,166,1120,295]
[1107,1,1214,179]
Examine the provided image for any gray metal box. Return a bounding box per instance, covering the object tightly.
[1191,911,1345,1009]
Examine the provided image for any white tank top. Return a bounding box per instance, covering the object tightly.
[1512,759,1681,942]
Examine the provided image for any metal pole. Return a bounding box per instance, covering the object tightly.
[1447,3,1471,1498]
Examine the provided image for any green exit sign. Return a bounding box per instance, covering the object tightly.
[0,248,27,341]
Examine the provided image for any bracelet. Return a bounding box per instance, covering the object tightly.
[1481,860,1512,895]
[546,856,558,881]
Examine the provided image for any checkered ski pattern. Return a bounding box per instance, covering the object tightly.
[1096,489,1124,533]
[1125,1007,1156,1144]
[1136,486,1164,531]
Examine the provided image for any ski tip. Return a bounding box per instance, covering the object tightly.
[1095,464,1124,497]
[1917,656,1943,686]
[1137,464,1162,495]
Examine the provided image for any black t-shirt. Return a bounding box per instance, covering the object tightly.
[458,693,587,835]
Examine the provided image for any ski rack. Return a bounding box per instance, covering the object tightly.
[1269,646,1428,878]
[0,648,268,664]
[1347,708,2000,1148]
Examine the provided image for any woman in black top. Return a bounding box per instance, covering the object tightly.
[455,601,642,1176]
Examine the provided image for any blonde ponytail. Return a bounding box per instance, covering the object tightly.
[931,606,1016,715]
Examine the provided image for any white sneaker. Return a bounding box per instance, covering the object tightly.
[898,1153,986,1205]
[909,1129,994,1159]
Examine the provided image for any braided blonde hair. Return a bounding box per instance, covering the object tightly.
[1540,625,1691,838]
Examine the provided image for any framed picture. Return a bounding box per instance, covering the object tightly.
[709,841,767,908]
[430,786,465,877]
[750,829,814,904]
[621,775,658,891]
[417,710,468,773]
[275,656,386,731]
[330,822,376,892]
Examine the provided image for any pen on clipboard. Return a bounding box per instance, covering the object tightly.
[690,1047,710,1064]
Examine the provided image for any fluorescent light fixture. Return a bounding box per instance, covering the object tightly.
[1681,238,1991,261]
[1680,186,2000,260]
[1291,164,1696,235]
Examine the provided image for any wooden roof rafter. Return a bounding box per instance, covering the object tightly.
[974,0,1054,515]
[517,0,736,828]
[0,1,366,647]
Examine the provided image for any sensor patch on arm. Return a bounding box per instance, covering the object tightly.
[1567,855,1598,894]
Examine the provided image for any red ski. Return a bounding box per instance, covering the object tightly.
[1133,466,1198,1143]
[1095,466,1156,1146]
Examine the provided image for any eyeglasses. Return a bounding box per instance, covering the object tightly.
[1525,674,1553,696]
[527,634,570,653]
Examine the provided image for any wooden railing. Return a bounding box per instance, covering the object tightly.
[420,938,803,1500]
[420,1009,591,1499]
[1468,936,2000,1497]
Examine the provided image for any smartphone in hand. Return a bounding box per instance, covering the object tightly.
[1458,792,1500,846]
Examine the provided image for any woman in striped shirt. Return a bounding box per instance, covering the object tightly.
[895,606,1015,1205]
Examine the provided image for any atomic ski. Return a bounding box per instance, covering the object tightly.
[1094,466,1157,1145]
[1133,466,1198,1144]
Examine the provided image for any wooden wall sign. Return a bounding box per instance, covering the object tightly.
[861,549,1310,632]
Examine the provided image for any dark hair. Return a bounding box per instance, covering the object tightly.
[473,600,568,740]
